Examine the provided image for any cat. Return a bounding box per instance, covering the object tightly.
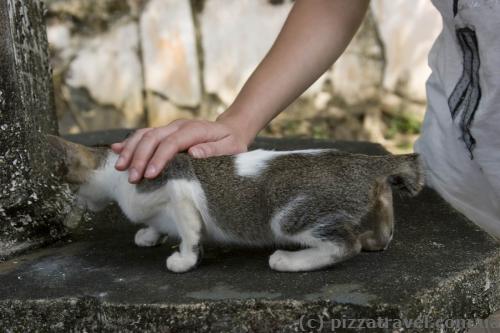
[47,135,424,273]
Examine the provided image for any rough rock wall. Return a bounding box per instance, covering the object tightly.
[0,0,71,260]
[46,0,441,151]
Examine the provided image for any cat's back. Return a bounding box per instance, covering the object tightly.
[190,148,344,193]
[189,149,353,243]
[189,148,383,205]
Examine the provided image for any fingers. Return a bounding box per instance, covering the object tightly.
[115,120,186,173]
[127,130,162,182]
[116,118,247,184]
[188,136,247,158]
[144,122,226,179]
[111,129,142,153]
[111,142,124,154]
[126,122,187,182]
[188,142,221,158]
[114,128,152,171]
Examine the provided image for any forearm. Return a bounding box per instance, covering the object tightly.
[112,0,370,181]
[218,0,370,144]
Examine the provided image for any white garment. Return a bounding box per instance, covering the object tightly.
[414,0,500,238]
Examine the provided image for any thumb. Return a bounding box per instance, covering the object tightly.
[188,141,225,158]
[189,135,247,158]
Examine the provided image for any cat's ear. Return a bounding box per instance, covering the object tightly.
[46,135,105,184]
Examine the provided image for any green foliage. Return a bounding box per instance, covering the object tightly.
[282,119,301,136]
[385,112,421,140]
[311,122,330,139]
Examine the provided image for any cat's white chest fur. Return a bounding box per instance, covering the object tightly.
[82,155,228,243]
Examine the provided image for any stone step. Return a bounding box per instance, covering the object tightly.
[0,134,499,332]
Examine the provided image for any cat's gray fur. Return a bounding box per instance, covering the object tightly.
[48,135,424,272]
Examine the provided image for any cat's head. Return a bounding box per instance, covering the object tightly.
[47,135,112,212]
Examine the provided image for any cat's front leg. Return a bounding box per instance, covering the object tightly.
[134,226,163,247]
[166,199,203,273]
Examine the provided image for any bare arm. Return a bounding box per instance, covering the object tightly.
[113,0,370,183]
[219,0,370,142]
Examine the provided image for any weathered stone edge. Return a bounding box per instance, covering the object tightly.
[0,298,399,333]
[400,250,500,332]
[1,251,499,333]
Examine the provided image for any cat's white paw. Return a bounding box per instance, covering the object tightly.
[269,250,298,272]
[166,251,198,273]
[134,227,161,247]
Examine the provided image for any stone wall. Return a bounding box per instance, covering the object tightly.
[45,0,441,152]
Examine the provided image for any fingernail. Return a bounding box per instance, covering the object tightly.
[145,165,157,178]
[116,156,125,167]
[190,148,202,158]
[129,168,139,182]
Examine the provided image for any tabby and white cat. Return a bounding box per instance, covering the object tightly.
[48,135,423,273]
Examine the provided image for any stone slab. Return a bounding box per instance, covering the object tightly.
[0,134,499,332]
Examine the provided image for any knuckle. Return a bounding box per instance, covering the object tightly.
[142,131,157,141]
[135,128,150,136]
[171,119,185,126]
[164,140,178,152]
[193,123,208,136]
[165,134,180,147]
[178,119,194,129]
[180,121,194,129]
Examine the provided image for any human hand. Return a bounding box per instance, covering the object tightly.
[111,118,251,183]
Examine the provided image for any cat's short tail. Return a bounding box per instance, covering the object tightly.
[387,154,425,197]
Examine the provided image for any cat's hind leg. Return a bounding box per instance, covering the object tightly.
[270,212,361,272]
[269,233,361,272]
[359,179,394,252]
[134,227,163,247]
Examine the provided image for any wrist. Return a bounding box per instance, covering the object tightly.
[216,107,260,147]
